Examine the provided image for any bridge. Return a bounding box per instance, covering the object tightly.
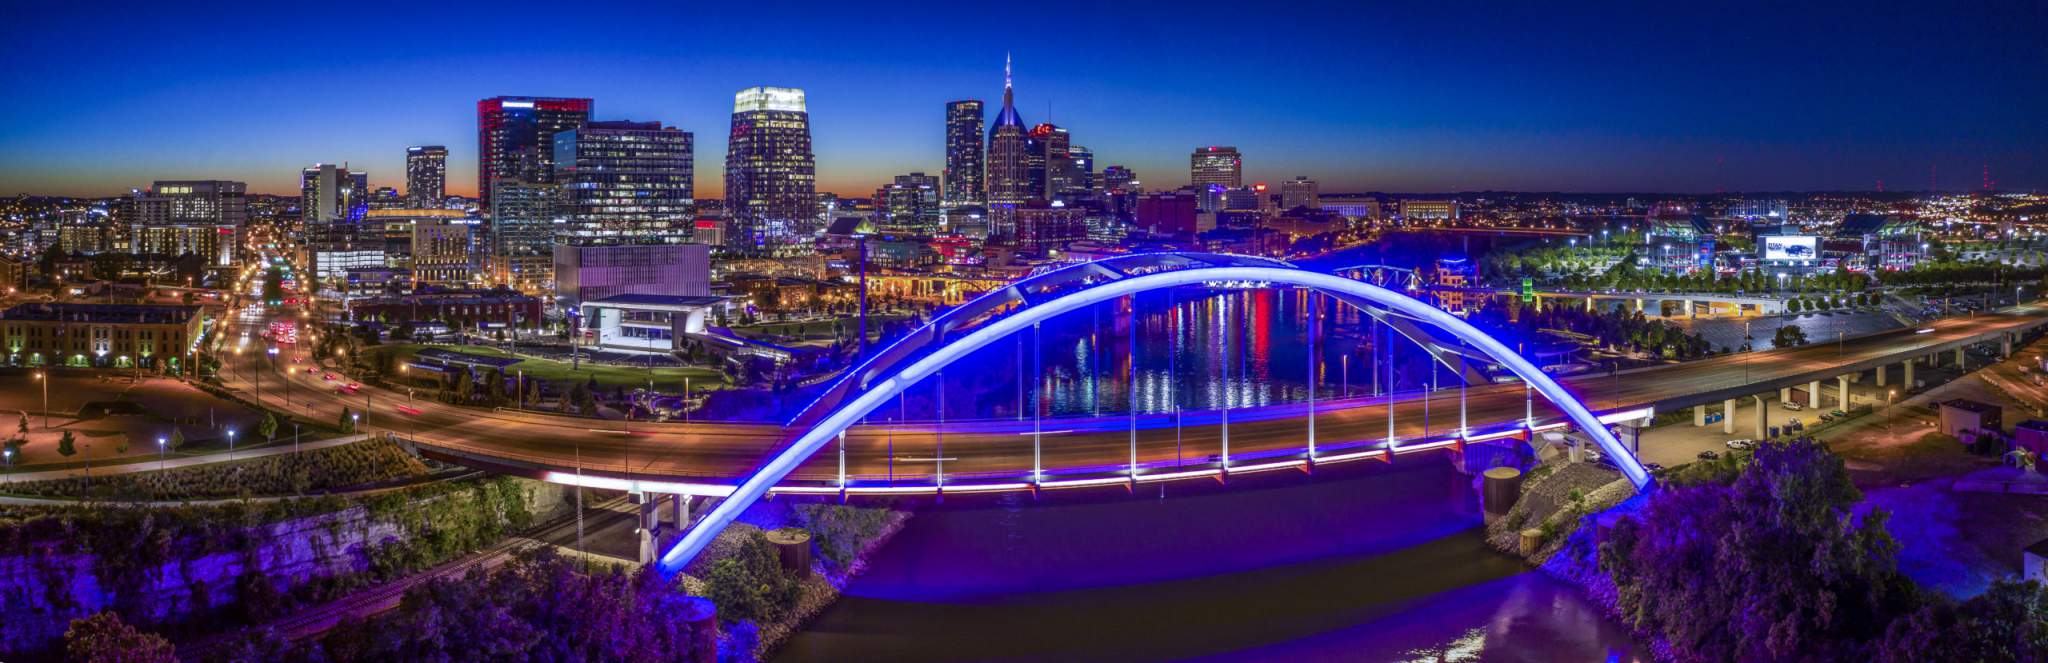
[211,254,2048,572]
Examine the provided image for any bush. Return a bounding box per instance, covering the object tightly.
[313,548,700,662]
[793,503,895,570]
[64,612,177,663]
[704,530,802,625]
[7,436,430,501]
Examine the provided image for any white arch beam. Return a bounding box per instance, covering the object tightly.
[659,265,1655,574]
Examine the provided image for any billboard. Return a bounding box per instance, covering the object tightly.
[1763,235,1818,261]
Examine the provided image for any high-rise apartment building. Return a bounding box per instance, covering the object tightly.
[1191,146,1243,189]
[405,146,448,208]
[553,120,694,242]
[476,96,592,213]
[944,100,985,205]
[1280,176,1320,210]
[1067,145,1096,201]
[986,58,1031,206]
[875,172,942,235]
[411,217,478,289]
[724,86,817,248]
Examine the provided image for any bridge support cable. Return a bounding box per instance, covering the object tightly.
[657,261,1657,574]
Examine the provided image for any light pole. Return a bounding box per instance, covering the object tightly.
[33,371,47,429]
[226,428,236,460]
[157,436,167,471]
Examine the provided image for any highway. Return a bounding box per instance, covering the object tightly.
[213,290,2048,493]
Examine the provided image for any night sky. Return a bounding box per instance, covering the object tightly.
[2,1,2043,197]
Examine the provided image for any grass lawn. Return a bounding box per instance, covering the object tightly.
[361,343,728,391]
[729,312,914,340]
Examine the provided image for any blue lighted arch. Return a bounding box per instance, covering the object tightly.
[661,255,1655,573]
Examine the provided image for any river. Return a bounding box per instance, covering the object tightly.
[777,456,1645,662]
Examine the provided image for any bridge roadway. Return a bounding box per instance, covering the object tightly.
[217,300,2048,495]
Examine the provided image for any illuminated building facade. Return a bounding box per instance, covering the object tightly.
[554,120,695,242]
[724,86,817,248]
[405,145,448,208]
[488,179,559,294]
[944,100,985,205]
[1190,146,1242,189]
[875,172,942,235]
[986,58,1031,206]
[476,96,592,214]
[1281,176,1320,210]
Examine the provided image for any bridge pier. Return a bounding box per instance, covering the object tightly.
[1808,381,1821,409]
[638,497,661,565]
[1838,375,1851,408]
[1875,364,1886,387]
[1723,398,1737,434]
[1753,394,1770,439]
[1905,359,1915,387]
[1779,387,1792,402]
[2004,333,2014,358]
[1694,404,1706,427]
[1956,346,1967,368]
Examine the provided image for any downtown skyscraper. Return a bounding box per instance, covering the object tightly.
[724,86,816,248]
[476,96,592,213]
[985,57,1030,206]
[944,100,985,206]
[553,120,694,242]
[405,145,447,208]
[1191,146,1243,189]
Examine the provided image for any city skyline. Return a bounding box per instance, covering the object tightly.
[3,2,2046,199]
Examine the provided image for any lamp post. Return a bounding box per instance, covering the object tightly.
[157,436,167,471]
[33,371,47,429]
[226,428,236,460]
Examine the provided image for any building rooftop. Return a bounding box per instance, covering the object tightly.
[0,303,200,325]
[585,294,727,308]
[1941,399,2001,415]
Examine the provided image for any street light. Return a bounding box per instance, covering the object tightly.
[157,436,168,471]
[33,371,47,429]
[226,428,236,459]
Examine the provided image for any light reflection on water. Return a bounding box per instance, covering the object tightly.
[778,458,1644,662]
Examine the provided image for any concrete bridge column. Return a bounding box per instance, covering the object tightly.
[1838,375,1851,408]
[1779,387,1792,402]
[1752,394,1769,439]
[1723,398,1737,434]
[669,494,692,530]
[1904,359,1915,387]
[1808,381,1821,409]
[1684,300,1696,317]
[1875,364,1886,387]
[638,498,661,565]
[1694,404,1706,427]
[1956,346,1967,369]
[1633,298,1645,314]
[2004,333,2014,358]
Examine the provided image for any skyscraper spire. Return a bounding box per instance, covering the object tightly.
[1002,53,1014,110]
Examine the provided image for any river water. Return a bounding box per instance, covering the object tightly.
[777,457,1645,662]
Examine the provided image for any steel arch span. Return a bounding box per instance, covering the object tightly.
[660,254,1655,573]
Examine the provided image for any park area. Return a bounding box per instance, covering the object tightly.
[358,343,727,393]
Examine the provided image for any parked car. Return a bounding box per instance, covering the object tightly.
[1783,401,1803,411]
[1697,450,1719,461]
[1726,438,1756,450]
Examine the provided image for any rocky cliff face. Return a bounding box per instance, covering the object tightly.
[0,478,571,656]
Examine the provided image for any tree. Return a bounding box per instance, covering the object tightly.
[1774,325,1809,348]
[339,407,355,433]
[65,611,177,663]
[1876,579,2048,663]
[167,428,186,452]
[259,411,278,443]
[16,411,26,437]
[1598,439,1916,662]
[57,430,76,459]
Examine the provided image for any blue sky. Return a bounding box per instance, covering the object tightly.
[2,0,2042,197]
